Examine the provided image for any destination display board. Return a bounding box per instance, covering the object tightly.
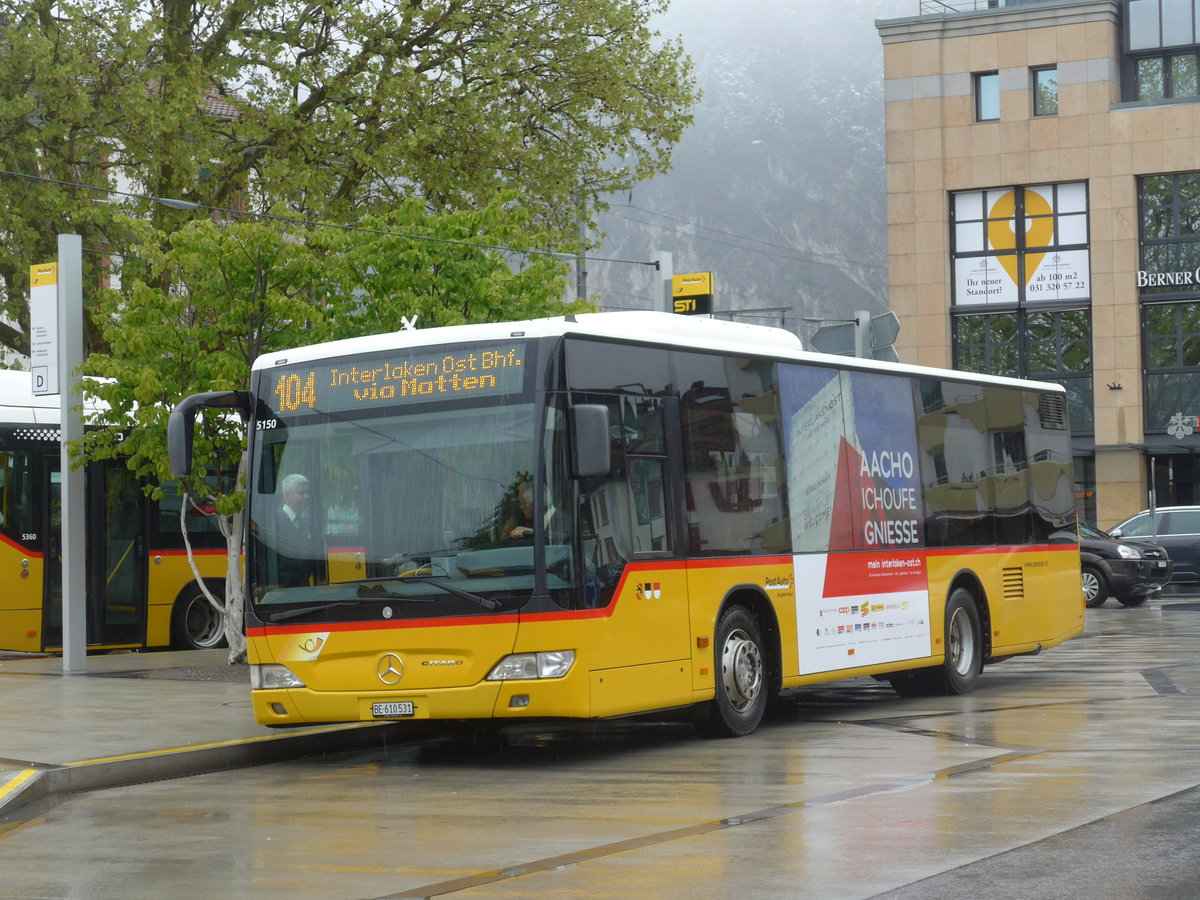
[264,341,529,416]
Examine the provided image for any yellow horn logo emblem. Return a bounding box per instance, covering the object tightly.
[987,190,1054,287]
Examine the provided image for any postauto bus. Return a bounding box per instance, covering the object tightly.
[170,312,1083,736]
[0,371,227,652]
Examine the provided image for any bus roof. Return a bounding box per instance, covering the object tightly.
[0,369,67,425]
[260,310,1061,395]
[0,370,108,426]
[256,311,802,369]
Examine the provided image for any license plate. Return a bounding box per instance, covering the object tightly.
[372,701,415,718]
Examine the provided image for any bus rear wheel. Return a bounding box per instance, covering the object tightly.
[889,588,982,697]
[696,605,767,738]
[172,585,227,651]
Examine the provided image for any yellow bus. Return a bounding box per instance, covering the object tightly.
[171,312,1083,736]
[0,371,227,653]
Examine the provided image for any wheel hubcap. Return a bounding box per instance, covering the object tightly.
[719,629,763,711]
[185,597,224,648]
[1082,572,1098,601]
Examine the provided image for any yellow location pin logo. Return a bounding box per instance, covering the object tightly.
[987,190,1055,287]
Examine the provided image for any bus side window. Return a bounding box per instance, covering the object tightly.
[675,354,785,556]
[154,478,228,549]
[620,397,669,554]
[574,395,635,594]
[1026,390,1076,539]
[0,450,37,543]
[918,380,997,548]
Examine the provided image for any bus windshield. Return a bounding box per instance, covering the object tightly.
[249,394,556,620]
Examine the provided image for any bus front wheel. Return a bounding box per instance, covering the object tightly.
[172,584,227,651]
[696,605,767,738]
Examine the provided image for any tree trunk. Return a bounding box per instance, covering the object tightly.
[222,506,247,663]
[179,449,249,665]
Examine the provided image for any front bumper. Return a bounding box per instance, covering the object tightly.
[252,668,590,726]
[1102,557,1173,598]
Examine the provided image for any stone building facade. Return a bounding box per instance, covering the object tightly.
[878,0,1200,526]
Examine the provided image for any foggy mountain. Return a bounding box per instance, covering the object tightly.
[587,0,913,343]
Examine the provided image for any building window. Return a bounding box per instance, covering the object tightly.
[954,308,1093,435]
[1139,172,1200,296]
[1139,174,1200,436]
[975,71,999,121]
[1136,51,1200,100]
[951,183,1095,434]
[1033,67,1058,115]
[955,311,1018,377]
[952,182,1091,307]
[1128,0,1200,51]
[1143,301,1200,433]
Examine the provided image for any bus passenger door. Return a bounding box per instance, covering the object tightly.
[0,445,51,653]
[611,394,690,664]
[44,457,148,648]
[43,456,63,649]
[576,394,692,715]
[88,460,148,645]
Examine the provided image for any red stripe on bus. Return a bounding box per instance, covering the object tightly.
[248,614,523,637]
[247,544,1077,637]
[684,555,793,569]
[924,543,1077,556]
[0,532,40,557]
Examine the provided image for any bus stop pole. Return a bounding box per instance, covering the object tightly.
[58,234,86,675]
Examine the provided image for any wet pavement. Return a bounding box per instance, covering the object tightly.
[0,649,410,818]
[3,596,1200,898]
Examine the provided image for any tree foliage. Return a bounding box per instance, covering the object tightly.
[0,0,696,356]
[80,204,586,657]
[0,0,694,660]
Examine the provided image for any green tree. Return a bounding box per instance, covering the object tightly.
[0,0,695,357]
[80,206,583,660]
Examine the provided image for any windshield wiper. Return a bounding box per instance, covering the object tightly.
[266,592,436,623]
[396,575,501,611]
[264,577,500,622]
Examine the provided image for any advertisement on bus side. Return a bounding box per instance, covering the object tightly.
[779,366,932,675]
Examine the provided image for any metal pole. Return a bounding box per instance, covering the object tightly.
[654,250,673,313]
[58,234,86,674]
[854,310,871,359]
[576,212,587,302]
[1148,455,1158,535]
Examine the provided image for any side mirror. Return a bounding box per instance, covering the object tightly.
[168,391,252,477]
[1108,527,1123,538]
[569,404,611,478]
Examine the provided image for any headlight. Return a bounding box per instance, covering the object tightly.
[1117,544,1142,560]
[487,650,576,681]
[250,664,306,689]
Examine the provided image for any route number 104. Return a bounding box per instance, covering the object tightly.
[274,371,316,412]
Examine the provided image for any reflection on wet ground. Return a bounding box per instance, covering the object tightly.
[5,603,1200,900]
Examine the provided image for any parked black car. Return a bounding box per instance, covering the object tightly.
[1076,522,1172,608]
[1109,506,1200,586]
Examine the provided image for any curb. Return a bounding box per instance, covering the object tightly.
[0,720,430,820]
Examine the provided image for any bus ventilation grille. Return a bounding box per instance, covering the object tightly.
[1002,566,1024,600]
[1039,393,1068,430]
